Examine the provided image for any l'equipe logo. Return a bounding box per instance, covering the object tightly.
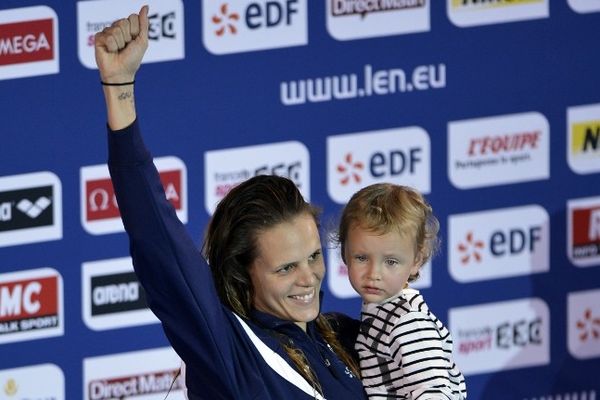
[448,111,549,189]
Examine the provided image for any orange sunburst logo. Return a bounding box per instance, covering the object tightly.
[458,231,485,265]
[212,3,239,36]
[337,153,364,185]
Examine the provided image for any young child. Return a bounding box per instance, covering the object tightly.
[338,183,467,399]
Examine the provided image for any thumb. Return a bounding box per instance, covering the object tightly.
[139,5,149,40]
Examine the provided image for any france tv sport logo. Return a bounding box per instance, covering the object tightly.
[447,0,549,27]
[326,0,429,41]
[77,0,184,69]
[448,205,549,283]
[0,6,59,81]
[449,297,550,375]
[204,141,310,215]
[80,157,187,235]
[203,0,307,54]
[327,126,430,204]
[0,171,62,248]
[0,268,63,345]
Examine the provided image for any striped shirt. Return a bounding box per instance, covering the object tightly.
[356,288,467,399]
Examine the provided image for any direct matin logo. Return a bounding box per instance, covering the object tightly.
[326,0,430,41]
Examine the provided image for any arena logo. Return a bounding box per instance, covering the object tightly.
[0,364,64,399]
[327,244,431,299]
[568,0,600,14]
[0,172,62,248]
[568,289,600,360]
[326,0,429,41]
[448,111,549,189]
[80,157,187,235]
[449,297,550,375]
[0,6,59,80]
[448,205,549,282]
[568,196,600,268]
[77,0,184,69]
[83,347,184,400]
[82,257,157,331]
[203,0,307,54]
[327,126,430,204]
[567,103,600,175]
[0,268,63,344]
[447,0,549,27]
[204,141,310,214]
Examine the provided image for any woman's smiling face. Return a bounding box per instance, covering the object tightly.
[249,213,324,331]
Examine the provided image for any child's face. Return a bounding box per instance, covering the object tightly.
[345,225,420,304]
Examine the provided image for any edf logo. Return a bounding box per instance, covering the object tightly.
[449,205,550,283]
[327,127,431,204]
[203,0,308,55]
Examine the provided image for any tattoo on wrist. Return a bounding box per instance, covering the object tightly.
[117,91,132,101]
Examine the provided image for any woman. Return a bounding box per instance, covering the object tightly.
[95,6,366,399]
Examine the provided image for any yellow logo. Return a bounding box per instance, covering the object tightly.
[571,121,600,155]
[452,0,543,8]
[4,378,18,396]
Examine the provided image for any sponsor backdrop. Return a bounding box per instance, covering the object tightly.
[0,0,599,399]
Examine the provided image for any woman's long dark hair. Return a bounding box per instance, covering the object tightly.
[202,175,360,392]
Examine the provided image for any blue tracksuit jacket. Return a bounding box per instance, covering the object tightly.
[107,119,367,400]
